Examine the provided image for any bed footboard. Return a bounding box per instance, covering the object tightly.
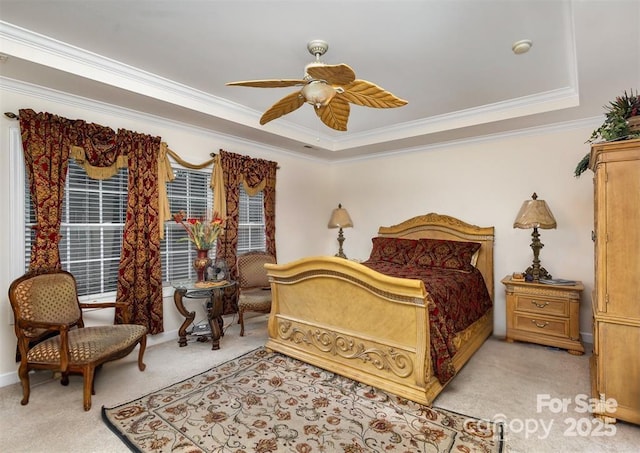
[265,256,448,405]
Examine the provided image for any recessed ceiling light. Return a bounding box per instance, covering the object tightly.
[512,39,532,55]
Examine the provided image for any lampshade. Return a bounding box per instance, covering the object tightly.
[328,204,353,229]
[513,193,557,230]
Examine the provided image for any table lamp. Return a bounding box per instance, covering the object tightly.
[513,192,557,282]
[328,203,353,259]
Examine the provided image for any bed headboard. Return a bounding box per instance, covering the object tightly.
[377,213,495,301]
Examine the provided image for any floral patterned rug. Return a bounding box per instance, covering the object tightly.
[102,348,503,453]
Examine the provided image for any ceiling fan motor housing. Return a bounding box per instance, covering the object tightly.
[307,39,329,58]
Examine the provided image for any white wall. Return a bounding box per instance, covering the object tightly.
[333,126,595,339]
[0,83,597,386]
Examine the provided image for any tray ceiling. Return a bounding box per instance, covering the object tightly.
[0,1,638,160]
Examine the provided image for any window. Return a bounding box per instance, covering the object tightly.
[24,160,128,298]
[237,188,266,254]
[162,170,266,280]
[24,162,267,298]
[161,168,211,283]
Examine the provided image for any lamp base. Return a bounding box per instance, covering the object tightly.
[335,227,347,259]
[524,265,552,282]
[525,226,552,282]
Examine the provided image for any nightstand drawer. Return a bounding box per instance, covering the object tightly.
[515,295,568,317]
[513,313,569,338]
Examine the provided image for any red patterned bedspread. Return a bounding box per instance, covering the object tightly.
[362,260,493,384]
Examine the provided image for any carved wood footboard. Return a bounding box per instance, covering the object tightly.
[265,213,495,406]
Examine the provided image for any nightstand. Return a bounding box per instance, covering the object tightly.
[501,276,584,355]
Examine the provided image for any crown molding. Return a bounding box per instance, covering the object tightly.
[0,20,328,146]
[331,86,580,152]
[0,76,324,164]
[1,18,583,155]
[331,115,599,165]
[2,75,598,167]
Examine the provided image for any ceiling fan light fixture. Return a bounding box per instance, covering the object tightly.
[301,81,336,107]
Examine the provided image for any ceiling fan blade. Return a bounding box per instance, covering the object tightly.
[259,91,305,125]
[341,79,408,108]
[307,64,356,86]
[315,96,350,131]
[227,79,307,88]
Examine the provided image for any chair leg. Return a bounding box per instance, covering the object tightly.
[239,309,245,336]
[18,362,30,406]
[83,366,94,411]
[137,335,147,371]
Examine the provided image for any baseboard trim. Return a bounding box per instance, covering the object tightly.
[0,327,594,389]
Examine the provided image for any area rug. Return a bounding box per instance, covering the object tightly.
[102,348,503,453]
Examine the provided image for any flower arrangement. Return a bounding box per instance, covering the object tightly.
[575,89,640,177]
[172,211,225,250]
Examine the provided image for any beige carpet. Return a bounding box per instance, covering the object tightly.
[103,347,503,452]
[1,313,639,452]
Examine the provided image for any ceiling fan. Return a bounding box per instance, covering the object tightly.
[226,40,408,131]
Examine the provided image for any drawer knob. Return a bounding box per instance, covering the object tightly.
[531,300,549,309]
[531,319,549,328]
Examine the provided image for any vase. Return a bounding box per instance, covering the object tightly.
[193,249,212,282]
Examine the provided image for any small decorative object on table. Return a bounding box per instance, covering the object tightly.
[538,278,577,286]
[173,210,225,282]
[210,260,228,281]
[193,249,211,282]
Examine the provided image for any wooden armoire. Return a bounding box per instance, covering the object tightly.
[589,138,640,425]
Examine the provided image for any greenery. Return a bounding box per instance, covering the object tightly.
[575,89,640,177]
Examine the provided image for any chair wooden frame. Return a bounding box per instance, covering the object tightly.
[8,270,147,411]
[237,251,276,336]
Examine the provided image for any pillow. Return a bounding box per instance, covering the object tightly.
[368,237,419,265]
[408,238,481,271]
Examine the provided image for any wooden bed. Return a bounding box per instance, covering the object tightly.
[265,213,494,406]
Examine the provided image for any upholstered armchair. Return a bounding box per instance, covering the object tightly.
[8,270,147,411]
[236,251,276,336]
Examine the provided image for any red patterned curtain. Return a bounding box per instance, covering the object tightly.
[19,109,76,270]
[215,150,278,314]
[114,130,163,332]
[18,109,164,333]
